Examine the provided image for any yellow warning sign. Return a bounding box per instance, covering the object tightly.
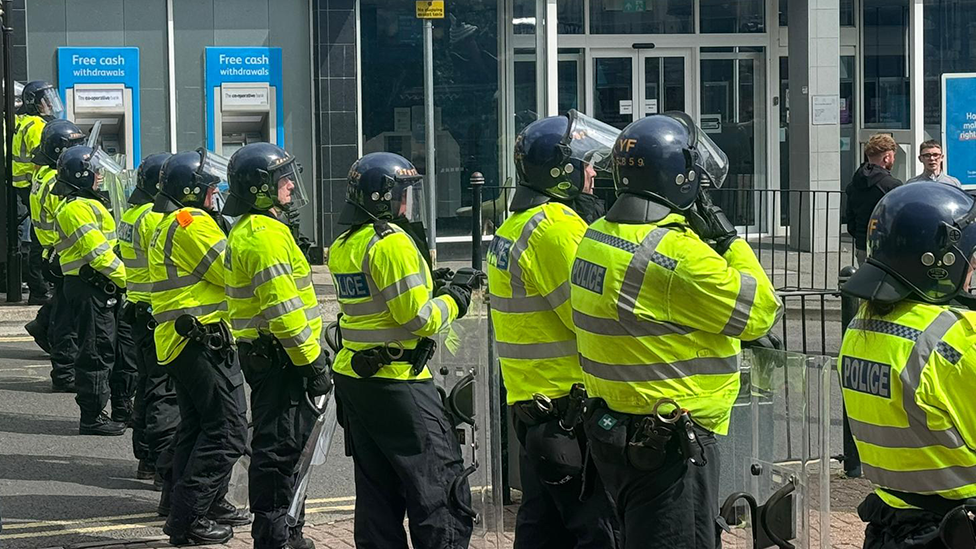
[416,0,445,18]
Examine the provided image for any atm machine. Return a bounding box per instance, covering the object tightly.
[65,83,134,168]
[212,82,277,156]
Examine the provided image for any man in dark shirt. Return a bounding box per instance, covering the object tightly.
[846,133,902,265]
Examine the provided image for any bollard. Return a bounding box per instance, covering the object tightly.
[470,172,484,271]
[838,265,861,477]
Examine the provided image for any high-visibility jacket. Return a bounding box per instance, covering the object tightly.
[487,202,588,404]
[839,301,976,508]
[118,202,164,304]
[226,213,324,368]
[328,222,459,381]
[570,213,781,434]
[149,208,228,365]
[29,166,63,249]
[53,196,125,287]
[12,114,45,189]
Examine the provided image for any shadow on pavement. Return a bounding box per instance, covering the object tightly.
[0,453,150,491]
[0,346,50,361]
[0,411,78,435]
[0,377,59,395]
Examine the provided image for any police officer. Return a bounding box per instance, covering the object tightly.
[27,120,86,391]
[15,80,63,305]
[488,114,619,548]
[150,150,249,545]
[120,152,178,484]
[570,113,781,549]
[839,183,976,548]
[223,143,332,549]
[51,146,128,436]
[329,152,476,549]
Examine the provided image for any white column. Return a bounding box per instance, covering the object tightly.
[544,0,558,116]
[909,0,925,175]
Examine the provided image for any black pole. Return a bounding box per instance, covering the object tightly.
[3,0,20,302]
[470,172,483,270]
[838,265,861,477]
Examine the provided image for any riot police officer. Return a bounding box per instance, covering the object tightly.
[840,183,976,548]
[329,152,477,549]
[222,143,332,549]
[570,113,781,549]
[120,152,178,483]
[27,120,86,391]
[150,150,249,545]
[488,112,620,548]
[50,146,128,436]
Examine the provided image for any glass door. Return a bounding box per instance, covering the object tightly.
[588,48,692,129]
[638,50,691,118]
[590,51,636,129]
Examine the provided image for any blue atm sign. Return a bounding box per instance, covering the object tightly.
[59,47,139,84]
[942,73,976,187]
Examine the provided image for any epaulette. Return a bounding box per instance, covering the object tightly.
[373,220,396,239]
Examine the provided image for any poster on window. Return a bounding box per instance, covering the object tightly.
[942,73,976,186]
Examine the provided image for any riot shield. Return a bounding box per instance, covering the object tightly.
[718,347,834,549]
[428,284,506,547]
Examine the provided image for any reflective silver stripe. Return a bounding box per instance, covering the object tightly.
[617,228,671,323]
[104,230,117,242]
[11,173,29,182]
[721,273,757,337]
[225,285,253,299]
[161,220,180,279]
[340,299,388,316]
[55,223,99,251]
[153,301,227,323]
[580,354,738,383]
[254,262,293,287]
[232,306,319,331]
[379,272,426,302]
[491,294,550,313]
[127,281,153,293]
[573,310,691,337]
[153,240,225,292]
[278,326,313,348]
[340,325,416,343]
[543,280,571,310]
[847,311,967,452]
[509,210,547,298]
[496,340,577,360]
[402,298,450,332]
[130,207,154,262]
[61,241,112,272]
[125,258,149,269]
[15,121,35,161]
[262,296,306,321]
[295,273,312,289]
[95,257,123,280]
[862,463,976,494]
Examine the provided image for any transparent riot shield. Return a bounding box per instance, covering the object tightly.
[719,348,834,549]
[428,284,506,547]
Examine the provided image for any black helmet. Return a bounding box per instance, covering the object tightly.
[843,184,976,304]
[223,143,307,217]
[53,145,97,196]
[154,149,227,214]
[33,119,85,168]
[511,110,618,212]
[21,81,63,118]
[130,152,172,205]
[609,113,729,220]
[338,152,423,225]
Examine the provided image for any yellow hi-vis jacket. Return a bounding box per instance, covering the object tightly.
[149,208,228,365]
[570,213,781,434]
[53,196,125,287]
[12,114,45,189]
[487,202,588,404]
[30,166,63,249]
[118,202,164,304]
[839,301,976,508]
[328,222,459,381]
[226,213,324,368]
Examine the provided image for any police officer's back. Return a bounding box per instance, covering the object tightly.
[839,183,976,548]
[570,113,781,549]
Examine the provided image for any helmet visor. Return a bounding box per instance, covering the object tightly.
[39,87,64,118]
[391,172,425,223]
[198,149,230,186]
[13,81,24,109]
[91,149,127,222]
[665,111,730,188]
[271,158,309,211]
[564,109,620,176]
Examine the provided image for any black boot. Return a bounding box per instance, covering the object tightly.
[206,497,251,526]
[24,320,51,353]
[136,458,155,480]
[111,398,134,426]
[28,292,51,306]
[286,528,315,549]
[79,412,126,436]
[165,517,233,546]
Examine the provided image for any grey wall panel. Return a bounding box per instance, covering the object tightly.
[173,0,215,150]
[139,88,169,157]
[26,0,65,81]
[64,0,124,46]
[123,1,169,159]
[177,86,206,149]
[214,0,270,45]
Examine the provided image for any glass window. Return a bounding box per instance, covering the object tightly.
[514,57,537,133]
[700,0,765,33]
[558,58,581,113]
[593,57,634,129]
[923,0,976,141]
[559,0,584,34]
[780,0,856,27]
[513,0,535,34]
[589,0,693,34]
[863,0,910,129]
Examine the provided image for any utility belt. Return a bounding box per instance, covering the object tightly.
[585,397,708,472]
[133,301,157,330]
[42,252,63,284]
[79,263,122,297]
[513,383,588,430]
[239,332,289,373]
[173,314,232,352]
[350,338,437,379]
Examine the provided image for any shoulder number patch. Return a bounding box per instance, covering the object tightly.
[487,236,513,270]
[335,273,371,299]
[571,258,607,295]
[841,356,892,398]
[118,221,135,244]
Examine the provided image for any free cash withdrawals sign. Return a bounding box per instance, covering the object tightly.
[205,47,284,149]
[942,73,976,186]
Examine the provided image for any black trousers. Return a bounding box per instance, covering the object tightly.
[334,374,473,549]
[241,349,318,549]
[62,276,117,420]
[513,415,620,549]
[582,408,721,549]
[46,280,74,386]
[859,493,948,549]
[166,340,248,533]
[16,187,46,297]
[130,305,179,468]
[111,302,139,413]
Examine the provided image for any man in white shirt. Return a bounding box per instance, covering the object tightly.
[906,140,962,187]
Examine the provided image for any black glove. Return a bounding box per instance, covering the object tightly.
[299,350,333,398]
[688,193,738,255]
[432,267,455,294]
[743,332,784,351]
[437,284,471,319]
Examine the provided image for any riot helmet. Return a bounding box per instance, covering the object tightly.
[843,184,976,305]
[223,143,308,217]
[32,119,86,168]
[52,145,124,202]
[338,152,424,226]
[609,112,729,217]
[21,81,64,119]
[154,149,229,214]
[13,81,24,112]
[130,152,172,205]
[511,110,618,212]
